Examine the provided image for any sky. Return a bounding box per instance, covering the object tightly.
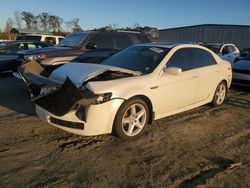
[0,0,250,30]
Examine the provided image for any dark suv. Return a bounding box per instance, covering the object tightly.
[18,31,151,67]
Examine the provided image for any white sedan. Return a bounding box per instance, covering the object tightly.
[32,43,232,140]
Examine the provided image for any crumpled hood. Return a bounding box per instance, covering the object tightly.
[50,62,141,87]
[233,59,250,70]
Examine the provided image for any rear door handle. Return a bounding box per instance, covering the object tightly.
[192,75,198,79]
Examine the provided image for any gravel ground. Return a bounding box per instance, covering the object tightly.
[0,75,249,187]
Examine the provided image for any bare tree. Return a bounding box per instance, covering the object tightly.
[14,11,22,28]
[49,15,63,33]
[112,23,120,30]
[37,12,50,31]
[4,18,13,39]
[72,18,82,32]
[133,22,140,30]
[21,11,36,29]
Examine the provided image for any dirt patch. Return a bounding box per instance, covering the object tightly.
[0,76,250,187]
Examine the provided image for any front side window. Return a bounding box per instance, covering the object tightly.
[102,46,169,74]
[89,33,114,49]
[222,46,231,54]
[58,33,89,48]
[166,48,193,71]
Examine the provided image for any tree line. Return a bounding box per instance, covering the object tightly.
[1,11,158,39]
[3,11,83,34]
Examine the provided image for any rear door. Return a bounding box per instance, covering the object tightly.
[190,48,220,102]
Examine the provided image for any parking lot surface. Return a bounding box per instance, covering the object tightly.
[0,75,250,187]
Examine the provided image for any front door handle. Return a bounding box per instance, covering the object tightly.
[192,75,198,79]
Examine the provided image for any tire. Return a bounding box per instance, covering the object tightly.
[113,97,149,140]
[212,81,227,107]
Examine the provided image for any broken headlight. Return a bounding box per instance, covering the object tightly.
[95,92,112,104]
[40,86,57,95]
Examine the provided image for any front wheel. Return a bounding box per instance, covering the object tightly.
[113,98,149,140]
[212,81,227,107]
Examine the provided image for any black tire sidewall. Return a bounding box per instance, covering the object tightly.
[113,97,149,140]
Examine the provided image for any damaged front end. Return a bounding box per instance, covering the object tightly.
[17,60,139,122]
[17,60,61,97]
[33,77,99,122]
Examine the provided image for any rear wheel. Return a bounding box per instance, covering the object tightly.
[113,98,149,140]
[212,81,227,107]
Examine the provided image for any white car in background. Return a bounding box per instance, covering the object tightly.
[204,43,240,64]
[17,34,64,45]
[26,43,232,140]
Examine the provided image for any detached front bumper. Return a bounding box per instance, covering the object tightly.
[36,98,124,136]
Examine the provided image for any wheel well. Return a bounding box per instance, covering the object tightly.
[221,79,228,89]
[131,95,154,125]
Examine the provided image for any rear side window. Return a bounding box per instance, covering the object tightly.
[191,48,216,68]
[116,34,133,49]
[89,33,114,49]
[228,45,236,52]
[136,35,150,43]
[167,48,216,71]
[166,48,193,71]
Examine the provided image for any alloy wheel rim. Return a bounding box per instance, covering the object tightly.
[215,84,226,105]
[122,103,147,137]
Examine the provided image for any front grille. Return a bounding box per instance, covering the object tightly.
[232,79,250,86]
[50,117,84,130]
[233,68,250,74]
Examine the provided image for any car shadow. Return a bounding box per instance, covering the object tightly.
[0,75,36,116]
[230,84,250,92]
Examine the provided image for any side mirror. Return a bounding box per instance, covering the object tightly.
[86,42,98,49]
[163,67,182,75]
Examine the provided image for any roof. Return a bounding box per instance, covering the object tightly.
[10,28,51,35]
[137,42,198,48]
[159,24,250,31]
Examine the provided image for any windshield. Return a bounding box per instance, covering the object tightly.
[57,33,89,48]
[204,45,222,53]
[101,46,170,74]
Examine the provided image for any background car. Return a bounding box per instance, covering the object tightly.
[23,43,232,139]
[17,34,64,45]
[232,54,250,86]
[0,40,52,72]
[204,43,239,64]
[17,31,151,69]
